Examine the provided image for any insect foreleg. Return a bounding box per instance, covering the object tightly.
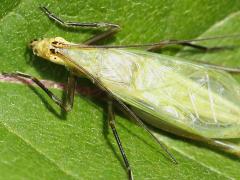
[40,6,120,45]
[83,28,119,45]
[107,100,133,180]
[40,7,120,30]
[3,72,74,112]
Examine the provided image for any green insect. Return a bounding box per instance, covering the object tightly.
[4,7,240,180]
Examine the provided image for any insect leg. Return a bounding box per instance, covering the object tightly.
[41,6,120,45]
[196,62,240,73]
[40,6,120,29]
[195,135,240,157]
[107,100,133,180]
[115,99,178,164]
[64,72,77,111]
[211,139,240,156]
[147,40,240,73]
[147,39,230,52]
[83,27,120,45]
[2,71,73,112]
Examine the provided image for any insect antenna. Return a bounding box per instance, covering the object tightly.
[70,34,240,49]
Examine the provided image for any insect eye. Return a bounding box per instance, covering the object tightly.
[50,48,56,54]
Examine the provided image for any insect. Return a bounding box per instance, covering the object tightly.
[4,7,240,180]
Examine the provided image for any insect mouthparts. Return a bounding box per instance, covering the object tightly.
[29,39,39,49]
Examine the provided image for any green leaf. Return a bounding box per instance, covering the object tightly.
[0,1,240,179]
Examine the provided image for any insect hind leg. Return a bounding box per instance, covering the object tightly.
[147,40,240,73]
[107,100,133,180]
[147,39,233,52]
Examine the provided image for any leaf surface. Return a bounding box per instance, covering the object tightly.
[0,1,240,179]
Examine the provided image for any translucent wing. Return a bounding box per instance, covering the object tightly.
[59,47,240,139]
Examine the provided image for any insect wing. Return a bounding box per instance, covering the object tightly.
[57,47,240,139]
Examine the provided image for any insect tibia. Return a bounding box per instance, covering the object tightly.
[40,6,120,30]
[96,22,120,29]
[61,103,73,112]
[212,139,240,157]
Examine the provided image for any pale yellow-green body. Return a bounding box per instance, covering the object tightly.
[31,37,240,140]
